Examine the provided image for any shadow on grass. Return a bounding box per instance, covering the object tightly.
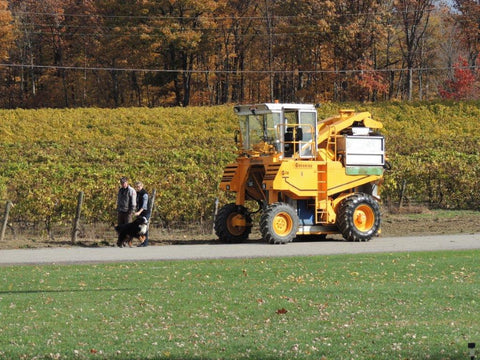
[0,287,135,295]
[121,352,469,360]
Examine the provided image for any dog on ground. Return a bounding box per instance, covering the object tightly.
[115,216,149,247]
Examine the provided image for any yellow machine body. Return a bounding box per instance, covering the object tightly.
[216,103,386,243]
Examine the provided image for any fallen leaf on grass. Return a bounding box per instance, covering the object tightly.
[281,295,296,303]
[276,308,288,314]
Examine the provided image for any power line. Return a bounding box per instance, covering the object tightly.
[7,29,374,39]
[0,62,466,75]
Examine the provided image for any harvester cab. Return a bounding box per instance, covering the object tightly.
[233,103,317,159]
[215,103,386,244]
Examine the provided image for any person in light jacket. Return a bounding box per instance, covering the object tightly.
[117,176,137,226]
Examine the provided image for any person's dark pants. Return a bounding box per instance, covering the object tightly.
[118,211,132,226]
[140,212,150,247]
[142,230,149,247]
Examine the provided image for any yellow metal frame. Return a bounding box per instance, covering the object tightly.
[219,107,384,232]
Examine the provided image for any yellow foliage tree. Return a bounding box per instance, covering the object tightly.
[0,0,14,60]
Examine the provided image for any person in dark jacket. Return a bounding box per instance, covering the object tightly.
[117,177,137,227]
[134,181,150,246]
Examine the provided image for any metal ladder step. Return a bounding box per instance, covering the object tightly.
[316,163,328,223]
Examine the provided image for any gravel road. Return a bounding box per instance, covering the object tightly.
[0,233,479,266]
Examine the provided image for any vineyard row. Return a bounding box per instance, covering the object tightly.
[0,101,479,230]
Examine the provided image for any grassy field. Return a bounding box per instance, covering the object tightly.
[0,250,478,359]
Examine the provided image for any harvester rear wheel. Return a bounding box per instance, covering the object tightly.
[260,202,299,244]
[336,193,380,242]
[214,203,252,243]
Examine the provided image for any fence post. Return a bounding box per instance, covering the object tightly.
[399,179,407,209]
[0,201,12,242]
[148,189,156,220]
[71,191,84,244]
[212,198,219,235]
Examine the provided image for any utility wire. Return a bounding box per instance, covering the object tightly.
[0,63,467,74]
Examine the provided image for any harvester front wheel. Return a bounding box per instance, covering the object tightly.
[214,203,252,243]
[260,202,299,244]
[336,193,381,242]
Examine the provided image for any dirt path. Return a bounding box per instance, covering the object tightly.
[1,233,479,266]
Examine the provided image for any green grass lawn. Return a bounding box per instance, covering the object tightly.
[0,250,478,359]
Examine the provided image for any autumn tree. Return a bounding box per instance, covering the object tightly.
[0,0,14,60]
[143,0,220,106]
[354,60,389,101]
[60,0,98,107]
[93,0,151,107]
[271,0,333,103]
[323,0,389,101]
[394,0,434,100]
[453,0,480,67]
[415,7,447,100]
[0,0,477,107]
[9,0,97,107]
[213,0,259,104]
[0,0,15,107]
[30,0,78,107]
[439,56,478,100]
[9,0,39,103]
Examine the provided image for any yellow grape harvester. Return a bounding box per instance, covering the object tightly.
[215,103,387,244]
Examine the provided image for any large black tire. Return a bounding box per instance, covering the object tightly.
[260,202,299,244]
[336,193,381,242]
[214,203,252,243]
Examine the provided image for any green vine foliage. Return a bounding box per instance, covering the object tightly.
[0,101,479,226]
[318,101,480,209]
[0,106,238,225]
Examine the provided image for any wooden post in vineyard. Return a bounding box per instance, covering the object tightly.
[212,198,219,235]
[399,179,407,209]
[148,189,156,220]
[71,191,84,244]
[0,201,12,242]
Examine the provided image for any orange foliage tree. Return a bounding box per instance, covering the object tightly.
[439,57,478,100]
[0,0,476,107]
[0,0,14,60]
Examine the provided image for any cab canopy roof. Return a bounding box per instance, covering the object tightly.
[234,103,317,116]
